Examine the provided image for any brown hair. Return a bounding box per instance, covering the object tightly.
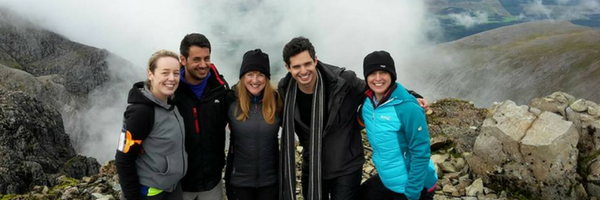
[146,50,179,88]
[235,77,282,124]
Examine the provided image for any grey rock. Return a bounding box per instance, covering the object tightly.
[587,182,600,199]
[432,154,449,164]
[92,193,115,200]
[61,186,79,200]
[466,178,484,197]
[529,107,543,116]
[431,135,449,151]
[589,104,600,116]
[454,157,466,170]
[471,100,581,200]
[61,155,101,179]
[529,92,574,116]
[571,99,589,112]
[440,162,458,173]
[520,111,579,183]
[573,183,588,200]
[443,184,458,194]
[0,89,99,194]
[483,187,495,195]
[588,159,600,183]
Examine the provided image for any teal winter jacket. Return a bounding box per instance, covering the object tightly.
[361,82,437,200]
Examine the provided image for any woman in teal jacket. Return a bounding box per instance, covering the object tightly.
[359,51,437,200]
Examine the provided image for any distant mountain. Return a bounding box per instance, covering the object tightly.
[0,8,137,152]
[427,0,512,16]
[0,8,110,95]
[429,0,600,42]
[409,20,600,106]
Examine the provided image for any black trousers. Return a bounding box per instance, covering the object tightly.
[359,174,434,200]
[225,183,278,200]
[301,169,362,200]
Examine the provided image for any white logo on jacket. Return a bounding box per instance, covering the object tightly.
[380,115,390,121]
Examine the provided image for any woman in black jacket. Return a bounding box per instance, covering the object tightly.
[225,49,282,200]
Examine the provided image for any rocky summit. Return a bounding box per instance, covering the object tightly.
[2,92,600,200]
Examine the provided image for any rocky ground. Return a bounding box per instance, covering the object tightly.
[2,92,600,200]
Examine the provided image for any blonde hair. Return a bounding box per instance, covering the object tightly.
[146,49,180,88]
[235,78,282,124]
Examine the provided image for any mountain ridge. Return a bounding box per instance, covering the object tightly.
[409,20,600,107]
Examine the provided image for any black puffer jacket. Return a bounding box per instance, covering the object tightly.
[225,88,281,188]
[175,64,230,192]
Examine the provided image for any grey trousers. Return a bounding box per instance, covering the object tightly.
[182,179,224,200]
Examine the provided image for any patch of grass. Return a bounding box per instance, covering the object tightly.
[502,16,519,23]
[506,189,532,200]
[0,194,18,200]
[487,179,533,200]
[52,177,79,191]
[486,16,519,24]
[0,60,22,70]
[577,150,600,180]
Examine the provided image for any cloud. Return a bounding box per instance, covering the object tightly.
[448,11,489,29]
[526,0,553,19]
[521,0,600,20]
[0,0,434,163]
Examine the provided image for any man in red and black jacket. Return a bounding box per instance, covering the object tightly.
[175,33,230,200]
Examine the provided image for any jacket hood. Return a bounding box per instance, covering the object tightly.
[127,81,174,110]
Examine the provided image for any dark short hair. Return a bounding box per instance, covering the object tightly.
[282,36,316,66]
[180,33,211,59]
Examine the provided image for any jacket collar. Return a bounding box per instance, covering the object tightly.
[365,83,398,108]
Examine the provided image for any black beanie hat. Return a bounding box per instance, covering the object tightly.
[239,49,271,79]
[363,50,397,82]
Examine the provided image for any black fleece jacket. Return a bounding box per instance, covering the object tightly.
[175,64,231,192]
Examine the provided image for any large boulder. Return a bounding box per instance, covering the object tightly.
[529,92,600,199]
[468,100,580,200]
[0,89,99,194]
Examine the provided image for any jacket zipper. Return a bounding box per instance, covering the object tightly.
[193,107,200,134]
[175,112,187,178]
[255,108,260,187]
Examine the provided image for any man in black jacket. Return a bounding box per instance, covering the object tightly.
[278,37,426,200]
[175,33,230,200]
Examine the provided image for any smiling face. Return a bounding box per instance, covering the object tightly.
[181,46,211,85]
[148,56,181,102]
[367,70,392,100]
[286,50,318,94]
[243,71,267,96]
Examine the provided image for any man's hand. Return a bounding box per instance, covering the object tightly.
[417,98,429,112]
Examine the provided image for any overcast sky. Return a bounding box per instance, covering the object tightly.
[0,0,434,82]
[0,0,435,163]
